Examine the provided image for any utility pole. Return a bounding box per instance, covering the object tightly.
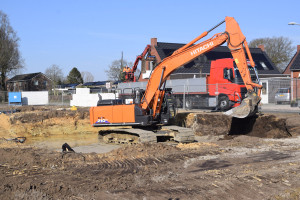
[121,51,124,70]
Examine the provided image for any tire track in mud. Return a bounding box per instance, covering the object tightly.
[79,151,214,177]
[94,157,168,173]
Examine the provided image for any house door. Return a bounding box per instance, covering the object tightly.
[260,80,268,104]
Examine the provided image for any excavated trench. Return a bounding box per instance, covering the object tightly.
[0,106,99,149]
[0,106,294,148]
[175,112,292,138]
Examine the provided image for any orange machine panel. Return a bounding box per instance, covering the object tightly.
[90,104,135,125]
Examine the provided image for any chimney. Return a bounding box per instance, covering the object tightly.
[258,44,265,51]
[151,38,157,47]
[297,45,300,52]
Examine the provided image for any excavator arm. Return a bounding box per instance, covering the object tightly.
[141,16,262,118]
[131,45,151,74]
[123,45,152,82]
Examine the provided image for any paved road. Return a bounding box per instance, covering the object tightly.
[178,103,300,114]
[260,103,300,113]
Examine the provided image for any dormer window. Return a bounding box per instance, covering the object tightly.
[260,61,268,70]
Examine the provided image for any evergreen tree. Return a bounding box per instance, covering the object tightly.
[67,67,83,84]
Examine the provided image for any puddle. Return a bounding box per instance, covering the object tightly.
[25,132,120,153]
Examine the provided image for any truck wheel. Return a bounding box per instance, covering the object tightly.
[185,99,192,110]
[218,96,230,111]
[176,99,182,108]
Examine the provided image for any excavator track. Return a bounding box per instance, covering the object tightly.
[98,126,195,144]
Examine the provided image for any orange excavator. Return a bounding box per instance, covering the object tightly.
[122,45,154,82]
[90,17,263,143]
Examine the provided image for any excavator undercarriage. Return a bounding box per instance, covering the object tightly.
[98,126,195,144]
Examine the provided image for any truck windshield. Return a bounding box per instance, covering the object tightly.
[233,63,259,85]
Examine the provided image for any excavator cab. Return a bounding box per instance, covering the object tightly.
[159,88,176,125]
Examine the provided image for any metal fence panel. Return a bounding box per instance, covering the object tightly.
[1,77,299,109]
[0,91,8,105]
[49,90,72,106]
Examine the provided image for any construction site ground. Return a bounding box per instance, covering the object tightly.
[1,105,300,199]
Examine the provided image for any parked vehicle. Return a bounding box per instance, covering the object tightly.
[275,88,290,104]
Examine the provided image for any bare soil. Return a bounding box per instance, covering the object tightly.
[176,112,294,138]
[1,107,300,199]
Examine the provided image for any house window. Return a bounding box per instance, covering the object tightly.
[43,81,47,86]
[34,80,39,86]
[149,61,155,71]
[262,82,267,95]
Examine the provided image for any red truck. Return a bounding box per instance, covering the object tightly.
[183,58,259,110]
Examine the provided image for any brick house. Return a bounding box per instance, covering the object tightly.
[283,45,300,101]
[283,45,300,77]
[6,72,53,92]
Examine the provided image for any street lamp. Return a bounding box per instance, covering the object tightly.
[288,21,300,104]
[288,22,300,25]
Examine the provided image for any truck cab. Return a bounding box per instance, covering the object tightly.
[207,58,258,110]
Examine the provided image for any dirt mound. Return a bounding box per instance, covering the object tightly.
[0,108,96,142]
[10,108,89,124]
[177,113,291,139]
[105,143,181,161]
[192,113,232,136]
[174,112,197,127]
[229,115,291,138]
[177,142,218,150]
[0,114,13,137]
[284,114,300,136]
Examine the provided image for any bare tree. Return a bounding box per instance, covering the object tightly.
[81,71,94,83]
[106,59,132,81]
[0,10,24,91]
[249,36,294,72]
[134,68,141,80]
[45,64,64,85]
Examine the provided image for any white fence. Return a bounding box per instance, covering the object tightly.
[70,88,116,107]
[21,91,49,105]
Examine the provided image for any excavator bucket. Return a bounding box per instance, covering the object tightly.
[224,91,260,118]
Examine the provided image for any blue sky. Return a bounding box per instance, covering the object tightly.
[1,0,300,81]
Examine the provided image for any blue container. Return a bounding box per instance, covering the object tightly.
[8,92,22,104]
